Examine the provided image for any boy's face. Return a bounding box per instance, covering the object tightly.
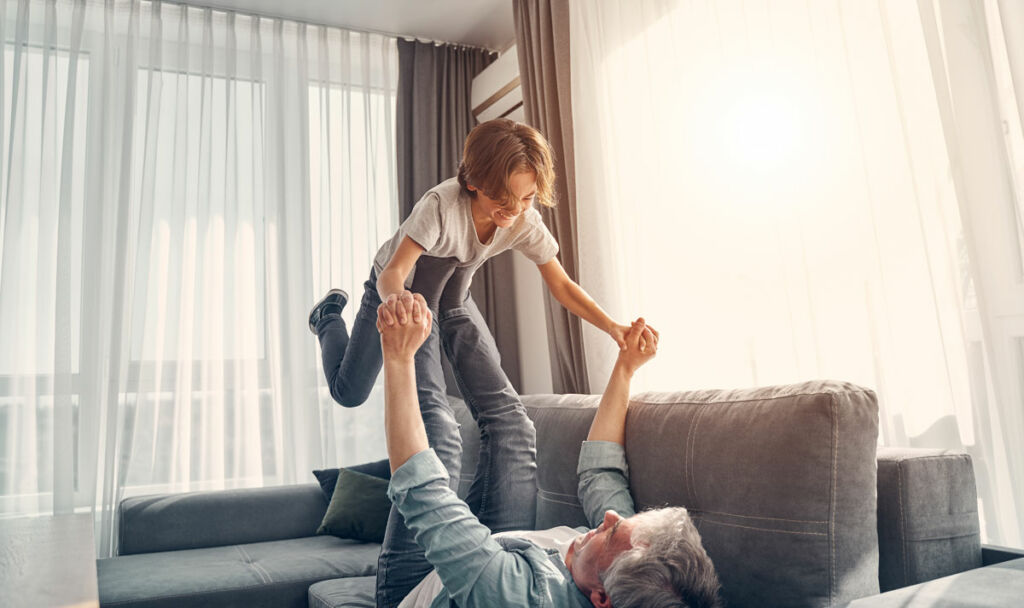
[470,170,537,228]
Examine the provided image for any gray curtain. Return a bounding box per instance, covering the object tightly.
[396,39,524,390]
[513,0,590,394]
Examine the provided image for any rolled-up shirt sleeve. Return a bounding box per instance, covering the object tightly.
[388,449,557,608]
[576,441,636,527]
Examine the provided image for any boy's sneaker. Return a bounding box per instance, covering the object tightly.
[309,289,349,335]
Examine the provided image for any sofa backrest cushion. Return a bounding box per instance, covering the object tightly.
[118,483,328,555]
[519,394,604,529]
[875,447,982,591]
[525,380,880,607]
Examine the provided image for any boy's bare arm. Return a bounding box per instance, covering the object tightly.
[377,236,425,303]
[586,319,658,446]
[537,257,659,350]
[377,292,432,472]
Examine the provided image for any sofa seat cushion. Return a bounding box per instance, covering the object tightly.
[840,557,1024,607]
[308,576,376,608]
[97,536,379,608]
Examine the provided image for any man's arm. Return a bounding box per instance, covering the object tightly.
[375,290,431,471]
[586,319,657,445]
[577,320,658,526]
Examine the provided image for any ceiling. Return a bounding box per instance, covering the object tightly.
[194,0,517,51]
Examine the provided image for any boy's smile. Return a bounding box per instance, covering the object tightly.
[469,170,538,230]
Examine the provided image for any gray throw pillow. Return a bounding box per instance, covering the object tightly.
[316,468,391,543]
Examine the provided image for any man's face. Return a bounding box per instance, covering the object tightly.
[565,510,637,605]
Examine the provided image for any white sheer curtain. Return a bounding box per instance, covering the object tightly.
[571,0,1024,547]
[0,0,397,556]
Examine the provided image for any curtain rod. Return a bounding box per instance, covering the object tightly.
[145,0,501,54]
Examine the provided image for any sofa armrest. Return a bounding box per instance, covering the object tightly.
[876,447,982,592]
[983,544,1024,566]
[117,483,327,555]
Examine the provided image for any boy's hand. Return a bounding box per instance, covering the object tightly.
[608,323,631,351]
[615,318,658,376]
[377,291,431,361]
[380,290,420,324]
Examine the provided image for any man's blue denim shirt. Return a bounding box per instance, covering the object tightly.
[387,441,636,608]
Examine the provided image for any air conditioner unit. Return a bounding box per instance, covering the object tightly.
[471,45,525,123]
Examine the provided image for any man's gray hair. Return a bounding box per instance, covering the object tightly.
[600,507,722,608]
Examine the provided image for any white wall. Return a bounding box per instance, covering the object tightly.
[512,253,554,394]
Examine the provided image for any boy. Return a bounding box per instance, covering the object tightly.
[310,119,654,606]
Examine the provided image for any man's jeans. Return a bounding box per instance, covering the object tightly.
[315,260,537,606]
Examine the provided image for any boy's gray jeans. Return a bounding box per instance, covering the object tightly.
[316,260,538,608]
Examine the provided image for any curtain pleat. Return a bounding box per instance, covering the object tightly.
[513,0,590,394]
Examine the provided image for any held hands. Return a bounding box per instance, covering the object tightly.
[614,318,658,376]
[609,320,659,353]
[376,290,431,361]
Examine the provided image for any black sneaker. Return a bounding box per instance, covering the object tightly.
[309,289,349,335]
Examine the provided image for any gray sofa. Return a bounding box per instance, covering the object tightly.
[97,380,1024,607]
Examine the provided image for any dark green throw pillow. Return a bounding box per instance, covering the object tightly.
[312,459,392,501]
[316,467,391,543]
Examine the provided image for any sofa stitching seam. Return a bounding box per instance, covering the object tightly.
[695,509,828,524]
[628,387,876,407]
[898,461,908,586]
[685,405,696,505]
[904,531,980,542]
[880,452,966,460]
[537,489,580,500]
[700,519,828,536]
[829,393,837,607]
[538,495,582,507]
[688,403,709,506]
[236,544,272,584]
[101,577,343,606]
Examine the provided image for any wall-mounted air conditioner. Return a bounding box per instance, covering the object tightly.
[471,45,525,123]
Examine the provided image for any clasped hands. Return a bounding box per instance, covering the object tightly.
[377,290,431,361]
[609,319,660,354]
[616,318,659,376]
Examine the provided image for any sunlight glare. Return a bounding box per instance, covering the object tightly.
[694,59,825,204]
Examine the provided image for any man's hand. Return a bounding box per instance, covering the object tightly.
[377,290,431,361]
[614,318,658,376]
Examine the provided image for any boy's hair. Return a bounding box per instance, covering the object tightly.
[601,507,723,608]
[457,118,556,208]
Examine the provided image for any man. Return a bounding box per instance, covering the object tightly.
[375,290,722,608]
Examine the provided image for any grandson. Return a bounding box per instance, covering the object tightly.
[309,119,654,606]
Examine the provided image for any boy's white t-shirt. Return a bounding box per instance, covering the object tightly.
[397,526,581,608]
[373,177,559,288]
